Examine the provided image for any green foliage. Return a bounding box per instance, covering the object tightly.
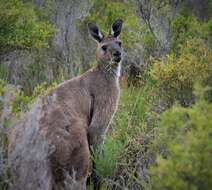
[140,25,156,56]
[171,13,212,51]
[0,65,7,80]
[91,83,156,189]
[35,0,53,20]
[114,84,155,141]
[11,81,57,115]
[11,91,31,114]
[202,18,212,45]
[93,136,124,179]
[171,14,201,51]
[183,0,212,20]
[149,10,212,106]
[22,61,50,95]
[31,81,57,99]
[149,88,212,190]
[150,39,212,105]
[0,0,53,51]
[0,59,63,96]
[0,80,5,97]
[85,0,141,48]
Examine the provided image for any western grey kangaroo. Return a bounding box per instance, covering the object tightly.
[8,19,123,190]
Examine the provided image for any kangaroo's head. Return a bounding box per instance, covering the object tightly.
[88,19,123,65]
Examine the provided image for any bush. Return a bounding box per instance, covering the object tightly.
[11,81,57,115]
[148,87,212,190]
[202,18,212,45]
[170,14,201,51]
[92,136,124,179]
[11,91,31,114]
[140,24,157,57]
[171,14,212,51]
[0,0,53,51]
[150,39,212,106]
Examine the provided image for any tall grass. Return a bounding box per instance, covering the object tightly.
[92,81,157,188]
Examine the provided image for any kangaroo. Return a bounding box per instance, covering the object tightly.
[8,19,123,190]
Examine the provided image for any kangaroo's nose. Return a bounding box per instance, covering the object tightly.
[113,51,121,57]
[112,50,122,62]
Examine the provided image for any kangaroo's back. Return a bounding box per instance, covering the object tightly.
[8,99,53,190]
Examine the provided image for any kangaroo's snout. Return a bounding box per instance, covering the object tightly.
[110,42,122,63]
[112,50,122,62]
[113,50,121,57]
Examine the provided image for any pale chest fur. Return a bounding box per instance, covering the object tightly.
[104,63,121,134]
[115,63,121,88]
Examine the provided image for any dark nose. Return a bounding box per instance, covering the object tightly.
[113,51,121,57]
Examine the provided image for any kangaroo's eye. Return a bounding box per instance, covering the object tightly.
[117,41,122,47]
[101,45,107,51]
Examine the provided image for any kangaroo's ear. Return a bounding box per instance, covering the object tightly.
[110,19,123,38]
[88,22,104,43]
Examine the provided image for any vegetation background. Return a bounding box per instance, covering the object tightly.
[0,0,212,189]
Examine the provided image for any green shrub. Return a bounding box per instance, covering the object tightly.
[171,14,201,51]
[0,0,53,51]
[171,14,212,51]
[150,39,212,106]
[0,80,5,97]
[11,91,31,114]
[22,61,50,95]
[92,136,124,179]
[202,18,212,45]
[150,12,212,107]
[31,81,57,99]
[149,88,212,190]
[11,81,57,115]
[140,24,157,57]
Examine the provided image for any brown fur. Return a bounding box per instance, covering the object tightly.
[8,19,123,190]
